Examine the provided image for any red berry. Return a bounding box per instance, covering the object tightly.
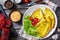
[29,16,33,21]
[1,28,10,40]
[0,14,5,22]
[0,38,1,40]
[0,20,5,26]
[0,24,3,30]
[0,14,5,26]
[5,19,11,28]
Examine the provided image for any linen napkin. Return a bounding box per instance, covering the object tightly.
[19,0,58,40]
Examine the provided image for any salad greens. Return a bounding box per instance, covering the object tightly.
[24,15,39,37]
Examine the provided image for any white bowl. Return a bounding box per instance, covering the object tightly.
[22,4,57,39]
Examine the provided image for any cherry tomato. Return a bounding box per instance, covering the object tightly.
[31,18,39,26]
[24,0,29,3]
[29,16,33,21]
[32,21,35,26]
[35,18,38,20]
[33,18,38,23]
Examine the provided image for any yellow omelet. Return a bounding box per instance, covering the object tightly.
[31,8,44,20]
[31,8,54,38]
[44,8,55,28]
[36,17,52,38]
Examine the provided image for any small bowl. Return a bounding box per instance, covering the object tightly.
[14,0,22,4]
[4,0,13,9]
[9,10,22,23]
[4,0,17,10]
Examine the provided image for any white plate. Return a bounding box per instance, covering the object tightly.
[22,4,57,39]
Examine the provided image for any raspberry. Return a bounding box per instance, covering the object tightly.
[0,24,3,30]
[1,27,10,40]
[0,14,5,22]
[5,19,11,28]
[0,20,5,26]
[0,14,5,26]
[0,38,1,40]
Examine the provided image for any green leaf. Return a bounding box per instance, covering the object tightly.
[24,15,39,37]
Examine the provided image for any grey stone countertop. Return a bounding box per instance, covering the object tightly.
[0,0,60,40]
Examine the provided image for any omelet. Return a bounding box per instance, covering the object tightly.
[31,8,44,20]
[44,8,55,28]
[31,8,54,38]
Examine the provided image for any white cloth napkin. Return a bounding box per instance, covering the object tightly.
[19,0,58,40]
